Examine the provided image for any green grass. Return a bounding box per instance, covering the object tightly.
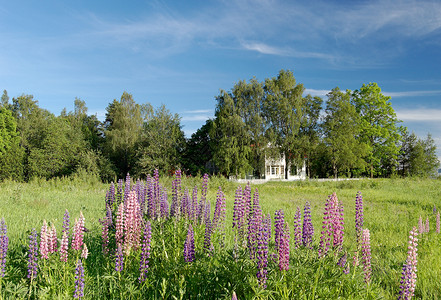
[0,175,440,299]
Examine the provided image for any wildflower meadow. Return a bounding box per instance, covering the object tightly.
[0,173,440,299]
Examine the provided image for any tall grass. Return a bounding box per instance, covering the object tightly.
[0,175,439,299]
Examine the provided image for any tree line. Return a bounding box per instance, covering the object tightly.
[0,70,438,182]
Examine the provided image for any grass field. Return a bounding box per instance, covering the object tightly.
[0,174,439,299]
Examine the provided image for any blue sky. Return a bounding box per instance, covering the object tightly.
[1,0,441,159]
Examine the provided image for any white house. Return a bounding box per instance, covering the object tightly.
[264,152,306,180]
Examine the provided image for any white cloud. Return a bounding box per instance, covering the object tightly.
[383,90,441,97]
[181,115,212,122]
[303,89,330,97]
[181,109,213,114]
[396,108,441,121]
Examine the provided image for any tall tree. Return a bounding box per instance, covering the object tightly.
[322,88,367,178]
[182,119,214,175]
[352,83,401,177]
[263,69,304,179]
[212,90,252,177]
[103,92,144,177]
[1,90,9,108]
[135,104,185,177]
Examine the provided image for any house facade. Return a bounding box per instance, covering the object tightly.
[264,152,306,180]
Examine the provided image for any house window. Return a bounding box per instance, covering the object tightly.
[266,166,271,175]
[281,166,284,177]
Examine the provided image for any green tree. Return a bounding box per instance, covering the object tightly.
[322,88,367,178]
[103,92,145,178]
[0,107,25,180]
[402,132,440,177]
[135,104,185,177]
[212,90,252,177]
[352,83,401,177]
[1,90,10,109]
[182,119,215,176]
[263,70,304,179]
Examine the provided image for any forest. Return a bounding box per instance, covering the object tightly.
[0,69,438,182]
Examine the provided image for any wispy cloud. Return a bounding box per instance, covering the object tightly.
[396,108,441,121]
[180,109,214,122]
[303,89,330,97]
[384,90,441,97]
[181,109,213,114]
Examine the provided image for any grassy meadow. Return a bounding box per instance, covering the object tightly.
[0,174,440,299]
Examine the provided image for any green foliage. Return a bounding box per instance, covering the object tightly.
[135,104,185,177]
[322,88,368,178]
[352,83,402,177]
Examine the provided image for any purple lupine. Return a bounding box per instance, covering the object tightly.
[183,224,195,262]
[274,210,285,254]
[0,218,8,277]
[181,189,190,220]
[232,186,244,245]
[361,228,372,284]
[100,217,109,255]
[115,244,124,272]
[293,207,302,249]
[256,213,271,288]
[60,231,69,262]
[212,187,227,247]
[27,228,38,280]
[116,179,124,207]
[436,212,440,234]
[243,183,252,224]
[72,212,85,251]
[115,203,125,246]
[418,216,423,234]
[62,209,70,241]
[204,218,213,255]
[248,200,262,260]
[433,205,437,214]
[302,202,314,248]
[191,185,198,222]
[198,174,209,224]
[279,222,290,271]
[204,201,211,226]
[318,197,331,257]
[399,227,418,299]
[337,252,349,274]
[40,220,49,259]
[355,191,364,248]
[107,182,115,209]
[74,259,85,299]
[139,221,152,283]
[160,188,169,220]
[124,191,142,255]
[425,217,429,233]
[170,169,182,218]
[153,169,160,216]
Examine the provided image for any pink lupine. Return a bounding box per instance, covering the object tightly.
[425,217,429,233]
[279,222,290,271]
[72,212,85,251]
[40,220,49,259]
[124,191,142,255]
[49,223,57,253]
[355,192,364,248]
[399,227,418,299]
[361,229,372,284]
[115,203,125,246]
[293,207,302,248]
[436,212,440,234]
[60,231,69,262]
[81,243,88,259]
[418,216,423,234]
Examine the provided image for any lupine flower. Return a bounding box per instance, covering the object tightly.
[302,202,314,248]
[81,244,89,259]
[115,203,125,246]
[337,252,349,274]
[115,244,124,272]
[198,174,209,224]
[181,189,190,220]
[170,169,182,218]
[433,205,437,214]
[49,223,57,253]
[60,231,69,262]
[248,200,262,260]
[274,210,285,254]
[418,216,423,234]
[62,209,70,241]
[100,217,109,255]
[124,191,142,255]
[232,291,238,300]
[355,191,364,248]
[353,251,359,268]
[40,220,49,259]
[107,182,115,209]
[293,207,302,249]
[183,224,195,262]
[425,217,429,233]
[256,213,271,288]
[123,173,131,204]
[436,212,440,234]
[0,218,8,277]
[147,179,156,219]
[191,185,198,222]
[74,259,85,299]
[243,183,252,224]
[204,218,213,255]
[28,228,38,280]
[399,227,418,299]
[212,187,226,247]
[361,228,372,284]
[318,198,331,257]
[279,222,290,271]
[139,221,152,283]
[160,189,169,220]
[72,212,85,251]
[232,186,245,245]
